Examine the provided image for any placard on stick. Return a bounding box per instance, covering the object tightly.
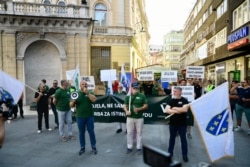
[80,76,95,90]
[186,66,205,79]
[161,71,177,82]
[138,70,154,81]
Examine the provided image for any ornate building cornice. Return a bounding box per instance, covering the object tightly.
[0,15,92,33]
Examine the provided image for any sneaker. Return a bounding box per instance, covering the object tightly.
[116,129,122,133]
[21,115,24,119]
[187,133,192,139]
[79,148,85,155]
[126,148,132,154]
[92,147,98,154]
[37,130,42,134]
[54,126,59,129]
[69,135,76,140]
[183,156,189,162]
[61,136,67,142]
[234,126,242,132]
[248,129,250,135]
[47,128,52,131]
[136,149,142,155]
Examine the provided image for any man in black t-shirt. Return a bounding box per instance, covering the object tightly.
[34,84,52,134]
[48,80,59,129]
[142,81,153,95]
[164,86,189,163]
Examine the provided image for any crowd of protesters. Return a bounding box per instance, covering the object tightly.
[1,76,250,164]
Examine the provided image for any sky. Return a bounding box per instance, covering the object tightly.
[145,0,197,45]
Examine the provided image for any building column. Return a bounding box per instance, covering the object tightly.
[16,57,24,82]
[78,33,89,75]
[1,31,17,77]
[66,32,76,70]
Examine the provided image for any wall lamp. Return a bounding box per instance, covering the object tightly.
[133,21,146,35]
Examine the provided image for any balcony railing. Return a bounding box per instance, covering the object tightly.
[93,26,133,36]
[0,1,89,18]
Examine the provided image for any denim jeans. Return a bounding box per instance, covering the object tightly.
[236,104,250,122]
[168,125,188,157]
[51,104,58,125]
[126,117,143,149]
[57,110,73,137]
[76,116,96,149]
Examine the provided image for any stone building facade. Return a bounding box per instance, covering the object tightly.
[182,0,250,85]
[163,30,183,73]
[0,0,149,104]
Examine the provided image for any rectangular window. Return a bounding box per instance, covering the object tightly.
[243,2,248,23]
[238,6,242,26]
[233,10,238,29]
[217,0,227,19]
[91,47,111,84]
[215,27,227,48]
[232,1,250,30]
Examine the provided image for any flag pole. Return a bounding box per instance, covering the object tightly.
[25,84,39,93]
[128,95,131,112]
[165,113,174,119]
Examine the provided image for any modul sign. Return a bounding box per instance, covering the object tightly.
[228,26,249,44]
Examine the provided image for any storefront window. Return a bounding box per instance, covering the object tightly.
[216,63,226,85]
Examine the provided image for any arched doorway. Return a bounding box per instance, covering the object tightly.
[24,40,61,105]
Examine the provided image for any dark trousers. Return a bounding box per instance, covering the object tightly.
[12,105,18,118]
[18,99,24,117]
[230,103,236,119]
[168,125,188,157]
[76,116,96,149]
[51,104,58,125]
[37,108,49,130]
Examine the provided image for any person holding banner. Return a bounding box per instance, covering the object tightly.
[53,80,76,142]
[164,86,189,162]
[34,84,52,134]
[116,85,127,133]
[123,82,148,155]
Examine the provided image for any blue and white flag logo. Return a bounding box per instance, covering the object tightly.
[206,108,229,136]
[0,87,15,106]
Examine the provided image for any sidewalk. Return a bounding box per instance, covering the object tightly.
[0,106,250,167]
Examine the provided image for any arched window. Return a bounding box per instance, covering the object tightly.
[58,0,65,5]
[57,0,66,14]
[43,0,51,4]
[43,0,51,13]
[94,3,107,26]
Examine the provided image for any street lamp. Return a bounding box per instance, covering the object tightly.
[133,21,146,35]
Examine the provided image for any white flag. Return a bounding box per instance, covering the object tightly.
[71,65,80,91]
[190,82,234,162]
[0,70,24,104]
